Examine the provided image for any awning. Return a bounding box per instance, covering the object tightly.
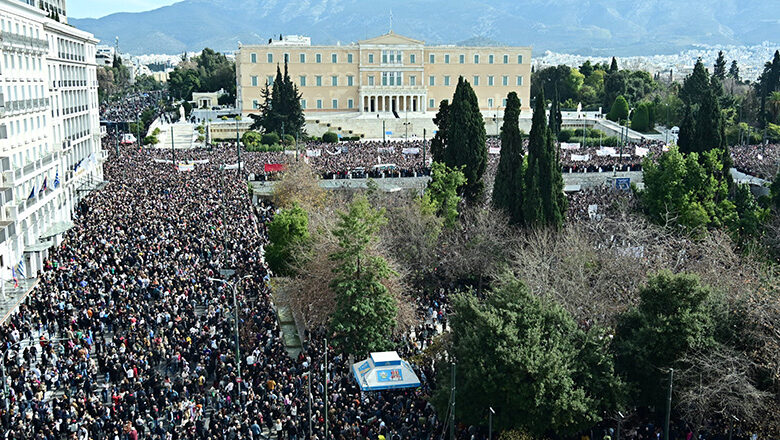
[39,221,74,240]
[351,351,421,391]
[25,241,54,252]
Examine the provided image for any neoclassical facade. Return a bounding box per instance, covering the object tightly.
[236,32,531,117]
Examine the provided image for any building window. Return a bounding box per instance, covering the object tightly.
[516,76,523,86]
[444,54,450,64]
[300,76,307,86]
[473,76,479,86]
[459,54,465,64]
[410,53,416,64]
[252,99,259,109]
[331,53,337,63]
[410,76,416,86]
[429,54,435,64]
[444,76,450,86]
[474,54,479,64]
[332,99,338,109]
[429,75,435,86]
[284,53,289,62]
[267,76,274,85]
[251,76,258,86]
[488,98,493,108]
[316,99,322,109]
[267,53,273,63]
[300,53,306,63]
[368,75,375,86]
[250,53,257,63]
[518,54,523,64]
[429,99,435,109]
[502,75,508,86]
[315,53,322,63]
[348,99,354,109]
[331,75,338,86]
[503,98,507,107]
[368,53,374,63]
[316,76,322,86]
[488,75,494,86]
[301,99,307,109]
[347,53,353,63]
[347,75,354,86]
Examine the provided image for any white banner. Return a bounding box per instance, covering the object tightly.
[325,149,342,155]
[596,147,617,157]
[177,163,194,172]
[223,163,239,170]
[190,159,210,164]
[402,148,420,155]
[561,142,581,150]
[489,147,501,155]
[571,154,590,162]
[635,146,650,157]
[153,159,174,164]
[306,149,321,157]
[377,147,394,154]
[284,150,297,155]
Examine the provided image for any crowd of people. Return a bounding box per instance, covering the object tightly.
[0,133,453,439]
[100,91,167,122]
[730,143,780,179]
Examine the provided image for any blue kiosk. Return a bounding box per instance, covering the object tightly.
[351,351,421,391]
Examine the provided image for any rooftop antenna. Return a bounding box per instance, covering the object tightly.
[389,8,393,33]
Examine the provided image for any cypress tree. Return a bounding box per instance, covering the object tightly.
[492,92,525,225]
[609,57,619,73]
[728,60,740,81]
[713,51,727,79]
[524,91,566,228]
[445,77,487,203]
[283,61,305,135]
[431,100,450,163]
[679,60,724,154]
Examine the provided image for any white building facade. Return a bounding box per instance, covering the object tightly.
[0,0,102,282]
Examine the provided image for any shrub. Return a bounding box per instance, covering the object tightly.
[261,132,280,146]
[557,129,574,142]
[282,134,295,146]
[242,131,263,149]
[322,131,339,143]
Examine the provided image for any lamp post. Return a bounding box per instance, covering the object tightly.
[208,275,252,381]
[488,407,495,440]
[664,368,673,440]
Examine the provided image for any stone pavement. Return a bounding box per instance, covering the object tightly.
[0,277,39,324]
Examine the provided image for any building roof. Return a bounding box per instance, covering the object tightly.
[358,31,424,46]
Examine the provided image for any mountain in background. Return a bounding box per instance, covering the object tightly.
[71,0,780,56]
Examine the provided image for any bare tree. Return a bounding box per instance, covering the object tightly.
[272,161,327,210]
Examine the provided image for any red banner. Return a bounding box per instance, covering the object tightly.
[264,163,285,172]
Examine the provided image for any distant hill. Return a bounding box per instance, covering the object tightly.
[71,0,780,56]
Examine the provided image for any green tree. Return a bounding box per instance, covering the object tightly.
[678,60,725,154]
[443,77,487,203]
[168,67,201,100]
[492,92,525,225]
[548,88,562,135]
[524,90,567,228]
[424,162,466,228]
[614,271,714,407]
[431,100,450,163]
[439,279,623,436]
[713,50,727,80]
[266,203,310,276]
[607,95,629,122]
[579,60,594,77]
[241,131,263,149]
[630,102,651,132]
[640,147,735,231]
[252,61,305,136]
[728,60,740,81]
[328,197,398,355]
[609,57,619,73]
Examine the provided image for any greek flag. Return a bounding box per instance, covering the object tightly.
[27,185,36,200]
[54,171,60,189]
[15,258,25,279]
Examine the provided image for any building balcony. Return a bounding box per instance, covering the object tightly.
[358,85,428,95]
[0,31,49,53]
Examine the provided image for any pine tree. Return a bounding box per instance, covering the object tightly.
[713,51,727,79]
[524,91,566,228]
[728,60,740,81]
[431,100,450,163]
[492,92,525,225]
[282,61,305,135]
[444,77,487,203]
[609,57,619,73]
[678,60,724,154]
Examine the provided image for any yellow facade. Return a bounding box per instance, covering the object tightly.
[236,32,531,117]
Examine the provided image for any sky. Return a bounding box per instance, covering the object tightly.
[68,0,181,19]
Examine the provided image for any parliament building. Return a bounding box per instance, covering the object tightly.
[236,32,531,118]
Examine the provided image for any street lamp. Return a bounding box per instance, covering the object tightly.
[208,275,252,381]
[488,407,495,440]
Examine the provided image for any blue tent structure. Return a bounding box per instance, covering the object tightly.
[351,351,421,391]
